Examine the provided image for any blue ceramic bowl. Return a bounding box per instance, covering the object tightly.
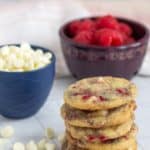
[0,44,55,119]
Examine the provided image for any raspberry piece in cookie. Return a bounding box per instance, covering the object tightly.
[99,96,106,102]
[98,135,108,142]
[82,95,91,100]
[116,88,129,96]
[88,135,96,142]
[88,135,108,142]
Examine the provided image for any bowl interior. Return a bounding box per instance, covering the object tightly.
[118,18,146,41]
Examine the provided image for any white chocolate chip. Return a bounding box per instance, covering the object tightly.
[45,53,52,59]
[57,133,65,143]
[20,42,31,51]
[13,142,25,150]
[36,49,44,56]
[0,126,14,138]
[98,77,104,82]
[100,110,108,116]
[37,139,47,150]
[26,140,37,150]
[45,143,56,150]
[0,46,10,56]
[90,96,97,101]
[45,128,55,139]
[0,138,8,148]
[0,59,4,69]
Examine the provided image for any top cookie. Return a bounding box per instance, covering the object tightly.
[64,76,137,110]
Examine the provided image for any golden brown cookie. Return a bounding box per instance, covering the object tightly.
[64,77,137,110]
[66,125,138,150]
[62,138,137,150]
[62,138,85,150]
[66,120,134,142]
[61,101,136,128]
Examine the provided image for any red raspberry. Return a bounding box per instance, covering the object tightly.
[69,19,95,37]
[73,31,93,45]
[94,29,112,46]
[69,21,81,37]
[94,28,123,46]
[125,37,135,44]
[82,95,91,100]
[98,135,108,142]
[121,32,128,43]
[116,88,129,95]
[79,19,95,32]
[88,135,96,142]
[119,22,133,36]
[96,15,120,30]
[111,31,124,46]
[99,96,106,102]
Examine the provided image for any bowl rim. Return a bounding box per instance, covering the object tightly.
[0,44,56,74]
[59,16,150,51]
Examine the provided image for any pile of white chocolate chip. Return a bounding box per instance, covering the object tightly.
[0,43,52,72]
[0,125,64,150]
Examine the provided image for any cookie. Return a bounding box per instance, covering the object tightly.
[64,77,137,110]
[61,101,136,128]
[62,138,137,150]
[62,138,85,150]
[66,125,138,150]
[61,138,68,150]
[66,120,134,142]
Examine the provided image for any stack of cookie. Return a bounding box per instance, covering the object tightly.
[61,76,138,150]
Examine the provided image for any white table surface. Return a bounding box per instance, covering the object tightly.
[0,76,150,150]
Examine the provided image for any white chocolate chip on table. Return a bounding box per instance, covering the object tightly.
[45,128,55,139]
[37,139,47,150]
[57,133,65,143]
[13,142,25,150]
[45,143,56,150]
[0,138,8,149]
[0,125,60,150]
[0,126,14,138]
[26,140,37,150]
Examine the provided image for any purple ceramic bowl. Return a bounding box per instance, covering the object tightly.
[59,17,149,79]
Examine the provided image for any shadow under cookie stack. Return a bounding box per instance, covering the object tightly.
[61,77,138,150]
